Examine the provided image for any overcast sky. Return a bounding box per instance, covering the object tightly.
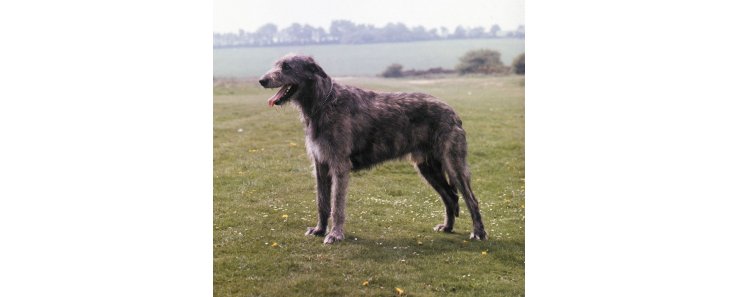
[214,0,524,33]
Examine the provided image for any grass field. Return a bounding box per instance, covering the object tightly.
[214,75,525,296]
[214,39,525,78]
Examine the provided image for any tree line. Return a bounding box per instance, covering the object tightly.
[214,20,524,48]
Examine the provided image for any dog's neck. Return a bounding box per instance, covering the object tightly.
[296,77,335,124]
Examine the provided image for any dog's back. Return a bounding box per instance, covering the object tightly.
[317,84,463,171]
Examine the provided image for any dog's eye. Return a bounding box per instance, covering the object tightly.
[282,63,291,71]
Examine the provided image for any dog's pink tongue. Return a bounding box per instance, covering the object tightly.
[267,86,289,107]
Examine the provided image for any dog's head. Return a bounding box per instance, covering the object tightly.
[259,54,328,107]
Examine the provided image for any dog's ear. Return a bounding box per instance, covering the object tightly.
[306,61,328,78]
[306,63,319,73]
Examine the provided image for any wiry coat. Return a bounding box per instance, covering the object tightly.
[259,54,487,244]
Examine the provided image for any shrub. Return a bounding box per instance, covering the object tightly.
[512,53,525,75]
[456,49,507,74]
[381,63,404,78]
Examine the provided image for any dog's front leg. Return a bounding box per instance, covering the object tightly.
[324,163,349,244]
[306,161,331,236]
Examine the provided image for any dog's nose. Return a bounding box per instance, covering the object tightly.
[258,78,269,87]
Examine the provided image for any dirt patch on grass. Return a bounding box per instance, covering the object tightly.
[407,80,437,85]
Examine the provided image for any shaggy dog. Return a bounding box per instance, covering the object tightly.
[259,54,487,244]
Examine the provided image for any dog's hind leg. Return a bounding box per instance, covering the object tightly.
[306,160,330,236]
[441,132,487,240]
[416,158,460,233]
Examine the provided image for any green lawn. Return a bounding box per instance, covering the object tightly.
[214,75,525,296]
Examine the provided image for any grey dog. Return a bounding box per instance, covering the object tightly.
[259,54,487,244]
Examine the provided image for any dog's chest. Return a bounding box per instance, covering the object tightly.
[304,120,343,162]
[305,136,324,162]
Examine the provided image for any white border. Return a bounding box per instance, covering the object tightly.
[527,0,740,296]
[0,1,212,296]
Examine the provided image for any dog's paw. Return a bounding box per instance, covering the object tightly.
[433,224,454,233]
[305,227,326,236]
[323,231,345,244]
[470,229,488,240]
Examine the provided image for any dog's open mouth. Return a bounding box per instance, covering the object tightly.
[267,84,298,107]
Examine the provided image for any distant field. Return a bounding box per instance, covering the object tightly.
[213,39,525,78]
[214,76,525,296]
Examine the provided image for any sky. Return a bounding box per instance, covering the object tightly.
[214,0,524,33]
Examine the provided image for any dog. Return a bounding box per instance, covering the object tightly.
[259,54,487,244]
